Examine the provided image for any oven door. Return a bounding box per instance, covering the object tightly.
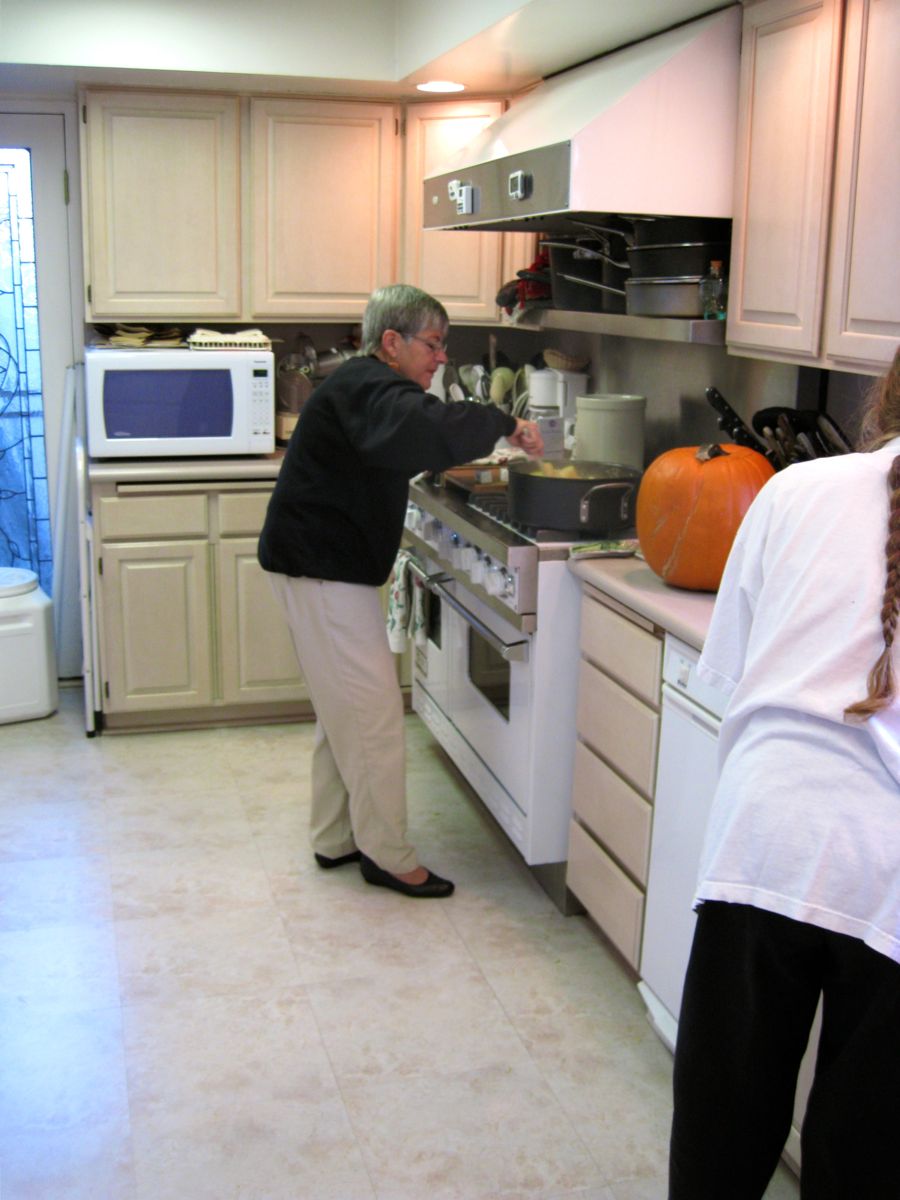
[439,577,533,806]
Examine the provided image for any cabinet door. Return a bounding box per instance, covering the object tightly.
[726,0,843,356]
[82,91,241,319]
[250,98,397,318]
[216,538,308,705]
[99,541,213,712]
[401,101,503,321]
[823,0,900,369]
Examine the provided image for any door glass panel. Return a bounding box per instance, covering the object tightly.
[0,147,50,592]
[467,625,511,720]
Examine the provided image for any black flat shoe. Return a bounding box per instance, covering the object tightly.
[314,850,362,869]
[359,853,454,898]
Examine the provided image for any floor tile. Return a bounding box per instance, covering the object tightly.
[114,905,301,1004]
[307,956,533,1083]
[125,989,374,1200]
[108,843,273,921]
[0,1119,137,1200]
[0,1002,128,1132]
[0,854,113,930]
[0,923,121,1010]
[341,1062,602,1200]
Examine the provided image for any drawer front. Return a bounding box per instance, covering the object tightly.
[580,594,662,706]
[98,494,208,539]
[572,739,652,885]
[577,659,659,797]
[218,490,272,537]
[567,819,644,969]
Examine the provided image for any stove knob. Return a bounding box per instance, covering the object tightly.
[484,564,506,596]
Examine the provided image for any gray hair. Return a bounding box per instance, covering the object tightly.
[361,284,449,355]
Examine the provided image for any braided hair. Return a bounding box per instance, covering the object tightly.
[844,347,900,722]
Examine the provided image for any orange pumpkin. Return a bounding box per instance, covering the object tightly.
[636,443,775,591]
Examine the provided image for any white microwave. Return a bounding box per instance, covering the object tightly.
[84,347,275,458]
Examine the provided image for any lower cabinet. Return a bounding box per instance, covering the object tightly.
[92,479,310,729]
[91,474,412,729]
[566,586,662,969]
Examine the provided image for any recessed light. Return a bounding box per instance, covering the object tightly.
[416,80,466,93]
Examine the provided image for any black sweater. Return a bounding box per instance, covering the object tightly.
[258,355,517,586]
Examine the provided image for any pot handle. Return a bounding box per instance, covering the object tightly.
[578,481,635,525]
[559,272,626,298]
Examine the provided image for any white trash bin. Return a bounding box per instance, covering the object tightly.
[0,567,58,724]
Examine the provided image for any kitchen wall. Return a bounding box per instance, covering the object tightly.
[237,319,869,469]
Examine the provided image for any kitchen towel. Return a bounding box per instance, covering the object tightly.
[386,550,426,651]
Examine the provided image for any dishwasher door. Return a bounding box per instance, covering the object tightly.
[638,679,721,1050]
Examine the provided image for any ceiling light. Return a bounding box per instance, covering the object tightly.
[416,80,466,93]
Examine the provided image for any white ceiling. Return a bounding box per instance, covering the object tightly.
[0,0,736,100]
[401,0,736,94]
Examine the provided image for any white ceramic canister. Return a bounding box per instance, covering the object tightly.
[574,393,647,470]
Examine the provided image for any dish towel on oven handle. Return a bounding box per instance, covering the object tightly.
[386,550,427,651]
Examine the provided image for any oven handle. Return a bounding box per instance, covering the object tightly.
[406,555,530,662]
[434,581,530,663]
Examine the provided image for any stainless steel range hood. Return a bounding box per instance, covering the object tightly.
[423,6,741,233]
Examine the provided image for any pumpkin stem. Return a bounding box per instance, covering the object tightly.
[696,444,728,462]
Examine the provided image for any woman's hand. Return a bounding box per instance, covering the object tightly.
[508,419,544,458]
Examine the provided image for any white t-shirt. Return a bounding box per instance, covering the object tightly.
[696,437,900,965]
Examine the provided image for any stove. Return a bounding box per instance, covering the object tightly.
[403,474,584,911]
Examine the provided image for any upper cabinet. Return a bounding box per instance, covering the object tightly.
[249,98,397,319]
[821,0,900,365]
[727,0,899,372]
[81,91,242,320]
[401,100,505,322]
[79,89,527,325]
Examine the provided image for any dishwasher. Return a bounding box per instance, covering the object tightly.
[638,633,726,1051]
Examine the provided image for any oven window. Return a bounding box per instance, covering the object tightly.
[425,589,441,649]
[467,626,511,720]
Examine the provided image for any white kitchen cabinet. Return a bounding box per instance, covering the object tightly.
[249,97,397,319]
[566,586,663,968]
[401,100,505,322]
[727,0,898,372]
[215,489,312,706]
[821,0,900,365]
[91,479,310,729]
[81,90,242,320]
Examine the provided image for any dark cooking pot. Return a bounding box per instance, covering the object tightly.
[629,216,732,246]
[627,241,730,278]
[508,460,641,535]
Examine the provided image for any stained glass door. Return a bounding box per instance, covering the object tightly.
[0,146,50,592]
[0,112,79,677]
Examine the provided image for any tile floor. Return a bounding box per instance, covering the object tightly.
[0,687,802,1200]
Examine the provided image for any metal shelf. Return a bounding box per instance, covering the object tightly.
[509,309,726,344]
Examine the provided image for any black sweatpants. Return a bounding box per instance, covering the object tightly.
[669,902,900,1200]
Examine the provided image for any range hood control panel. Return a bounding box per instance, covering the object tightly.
[426,142,571,230]
[447,179,476,216]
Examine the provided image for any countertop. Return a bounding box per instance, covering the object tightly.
[569,556,717,650]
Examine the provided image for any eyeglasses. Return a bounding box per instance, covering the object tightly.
[408,335,448,355]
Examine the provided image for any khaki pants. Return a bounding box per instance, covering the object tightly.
[269,574,417,874]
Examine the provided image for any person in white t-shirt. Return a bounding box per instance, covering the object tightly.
[668,348,900,1200]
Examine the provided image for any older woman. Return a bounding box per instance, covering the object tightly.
[258,284,541,898]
